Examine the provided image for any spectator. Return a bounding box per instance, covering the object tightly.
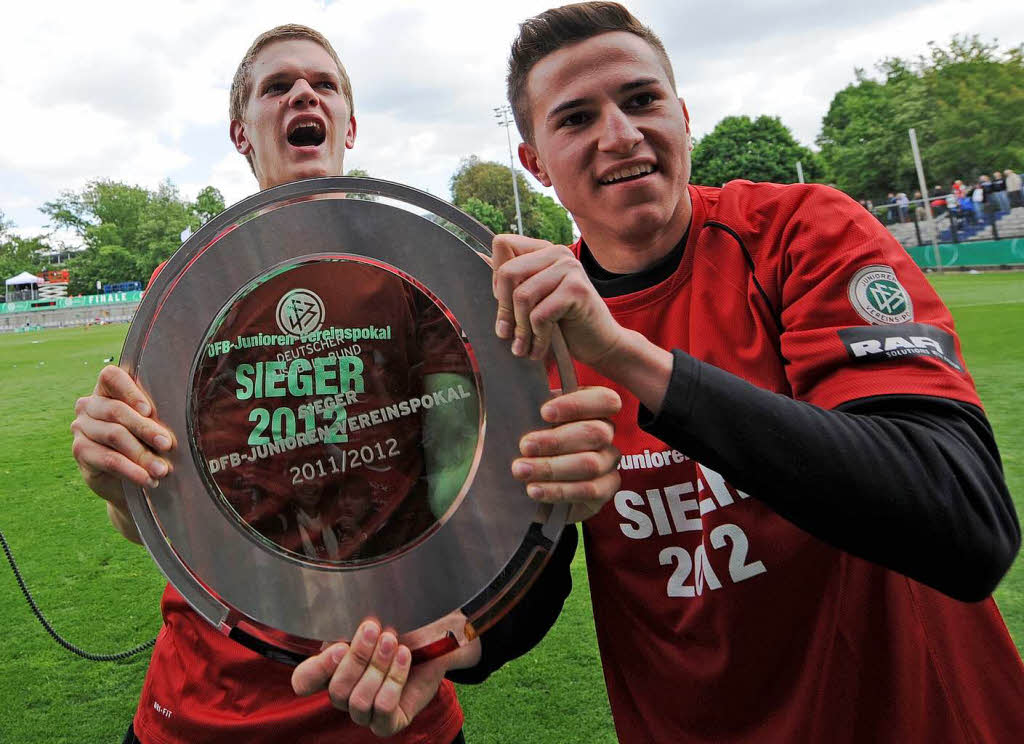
[973,180,987,226]
[1006,168,1022,208]
[862,198,882,224]
[957,193,978,226]
[991,171,1010,213]
[912,190,926,222]
[896,191,909,223]
[980,175,999,227]
[930,184,947,216]
[944,190,958,214]
[885,192,897,224]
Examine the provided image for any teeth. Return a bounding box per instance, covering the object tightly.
[290,121,323,134]
[601,164,654,184]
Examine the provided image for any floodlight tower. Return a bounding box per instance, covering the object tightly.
[494,105,524,235]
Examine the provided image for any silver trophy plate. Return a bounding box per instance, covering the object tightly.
[121,177,573,663]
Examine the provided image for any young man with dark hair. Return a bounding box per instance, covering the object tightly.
[71,23,621,743]
[484,3,1022,742]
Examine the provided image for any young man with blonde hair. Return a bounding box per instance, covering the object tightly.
[483,3,1022,742]
[72,23,620,743]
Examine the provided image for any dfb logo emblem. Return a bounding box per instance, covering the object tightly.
[276,288,325,336]
[847,265,913,325]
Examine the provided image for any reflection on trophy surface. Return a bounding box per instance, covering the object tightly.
[192,259,480,565]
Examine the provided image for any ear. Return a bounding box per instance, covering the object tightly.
[678,97,691,136]
[230,119,252,156]
[519,142,551,188]
[344,115,357,150]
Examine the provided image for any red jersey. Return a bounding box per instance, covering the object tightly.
[573,182,1024,743]
[134,261,466,743]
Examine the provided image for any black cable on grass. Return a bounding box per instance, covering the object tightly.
[1,529,156,662]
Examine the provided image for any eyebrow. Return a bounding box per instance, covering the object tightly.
[258,68,340,88]
[546,77,661,121]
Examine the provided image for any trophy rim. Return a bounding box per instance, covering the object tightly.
[121,177,573,650]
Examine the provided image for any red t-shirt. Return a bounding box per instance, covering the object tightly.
[574,182,1024,743]
[133,261,466,743]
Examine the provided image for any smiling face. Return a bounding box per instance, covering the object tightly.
[518,31,692,263]
[230,39,356,190]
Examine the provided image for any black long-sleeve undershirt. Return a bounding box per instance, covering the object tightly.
[640,352,1019,602]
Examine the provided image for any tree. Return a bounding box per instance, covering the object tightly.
[192,186,226,224]
[449,156,575,243]
[0,237,49,283]
[0,210,50,283]
[816,72,910,198]
[461,197,507,234]
[818,36,1024,198]
[527,194,574,245]
[42,179,224,294]
[690,115,823,187]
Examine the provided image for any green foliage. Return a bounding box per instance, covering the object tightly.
[691,115,823,187]
[0,236,50,280]
[450,156,575,244]
[818,36,1024,198]
[462,197,507,234]
[527,193,574,245]
[192,186,226,223]
[41,179,224,294]
[0,211,50,281]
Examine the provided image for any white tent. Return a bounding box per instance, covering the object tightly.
[5,271,44,303]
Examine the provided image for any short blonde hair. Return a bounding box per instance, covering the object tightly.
[229,24,354,173]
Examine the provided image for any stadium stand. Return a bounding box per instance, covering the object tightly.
[885,204,1024,249]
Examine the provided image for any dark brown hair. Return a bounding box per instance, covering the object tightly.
[507,2,676,142]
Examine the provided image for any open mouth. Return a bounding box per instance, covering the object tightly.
[599,164,657,185]
[287,120,326,148]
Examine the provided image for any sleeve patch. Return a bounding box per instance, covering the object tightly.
[847,265,914,324]
[838,323,963,372]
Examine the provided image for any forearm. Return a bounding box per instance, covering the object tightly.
[639,350,1019,601]
[106,500,143,545]
[593,328,673,414]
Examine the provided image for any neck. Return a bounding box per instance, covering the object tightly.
[578,188,692,274]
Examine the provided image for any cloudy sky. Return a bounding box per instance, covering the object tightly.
[1,0,1020,242]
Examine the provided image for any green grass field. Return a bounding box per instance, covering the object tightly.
[1,271,1021,743]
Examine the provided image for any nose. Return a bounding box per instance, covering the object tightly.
[288,78,320,108]
[597,107,643,153]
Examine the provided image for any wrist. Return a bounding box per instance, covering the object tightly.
[592,329,673,414]
[446,637,482,671]
[106,499,143,545]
